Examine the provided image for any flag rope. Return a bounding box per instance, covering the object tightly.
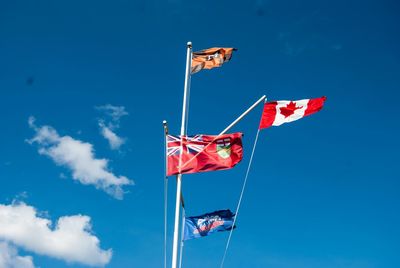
[220,129,261,268]
[184,72,192,134]
[178,208,186,268]
[164,170,168,268]
[163,121,169,268]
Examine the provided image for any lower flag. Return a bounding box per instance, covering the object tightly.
[183,209,235,240]
[259,96,326,129]
[167,133,243,176]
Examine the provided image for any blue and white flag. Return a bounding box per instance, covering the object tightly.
[183,209,235,240]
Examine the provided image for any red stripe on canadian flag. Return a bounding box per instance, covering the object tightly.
[259,96,326,129]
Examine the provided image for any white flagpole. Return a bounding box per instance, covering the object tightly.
[163,120,169,268]
[217,95,266,136]
[171,41,192,268]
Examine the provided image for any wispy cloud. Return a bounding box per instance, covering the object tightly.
[0,202,111,267]
[27,117,133,199]
[95,105,128,150]
[98,120,125,150]
[95,104,128,126]
[0,241,35,268]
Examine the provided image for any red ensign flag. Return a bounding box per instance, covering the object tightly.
[259,97,326,129]
[167,133,243,176]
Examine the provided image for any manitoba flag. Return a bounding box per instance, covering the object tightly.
[191,47,236,74]
[167,133,243,176]
[259,97,326,129]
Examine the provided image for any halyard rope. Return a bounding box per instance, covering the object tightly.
[220,129,260,268]
[178,208,186,268]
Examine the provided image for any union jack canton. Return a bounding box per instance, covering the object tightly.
[167,135,207,156]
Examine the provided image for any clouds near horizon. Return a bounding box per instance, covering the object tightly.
[0,202,111,267]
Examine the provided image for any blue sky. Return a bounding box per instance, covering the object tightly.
[1,0,399,267]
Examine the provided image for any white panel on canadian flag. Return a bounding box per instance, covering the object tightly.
[273,99,309,126]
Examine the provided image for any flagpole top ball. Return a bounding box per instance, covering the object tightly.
[163,120,168,134]
[187,41,192,48]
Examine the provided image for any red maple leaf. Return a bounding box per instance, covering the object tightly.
[279,101,303,118]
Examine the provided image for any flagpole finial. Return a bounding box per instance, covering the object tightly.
[163,120,168,134]
[187,41,192,48]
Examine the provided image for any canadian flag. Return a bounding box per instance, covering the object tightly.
[259,96,326,129]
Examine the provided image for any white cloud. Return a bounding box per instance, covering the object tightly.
[0,202,111,267]
[28,117,133,199]
[98,121,125,150]
[0,241,35,268]
[95,104,128,124]
[95,105,128,150]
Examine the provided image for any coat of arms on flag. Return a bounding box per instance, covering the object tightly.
[216,138,232,159]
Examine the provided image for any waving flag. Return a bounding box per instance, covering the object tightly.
[167,133,243,176]
[259,96,326,129]
[184,209,235,240]
[191,47,236,74]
